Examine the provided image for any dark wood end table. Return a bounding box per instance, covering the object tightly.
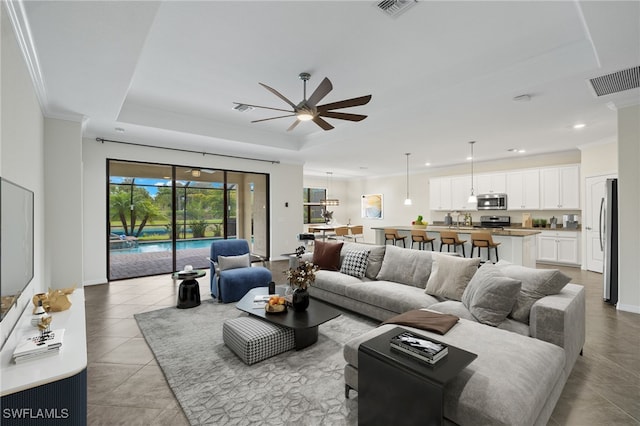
[236,286,341,349]
[358,327,477,426]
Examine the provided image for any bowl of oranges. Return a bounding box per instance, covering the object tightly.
[265,296,287,313]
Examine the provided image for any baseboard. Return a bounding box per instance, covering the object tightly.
[83,278,108,286]
[617,303,640,314]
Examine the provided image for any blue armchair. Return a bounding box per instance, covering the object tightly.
[208,239,272,303]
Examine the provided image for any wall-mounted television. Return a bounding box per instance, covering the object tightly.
[0,177,35,321]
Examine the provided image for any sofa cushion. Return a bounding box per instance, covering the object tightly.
[341,242,386,279]
[312,240,343,271]
[462,263,522,327]
[424,254,480,300]
[218,253,250,270]
[376,245,433,288]
[345,281,440,314]
[340,249,370,278]
[495,261,571,324]
[427,302,477,322]
[312,270,364,296]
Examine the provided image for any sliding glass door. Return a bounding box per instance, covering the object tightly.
[108,160,269,280]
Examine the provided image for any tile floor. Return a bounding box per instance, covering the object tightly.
[85,262,640,425]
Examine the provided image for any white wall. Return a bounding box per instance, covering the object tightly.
[617,105,640,314]
[44,118,83,289]
[580,141,618,178]
[82,138,303,285]
[0,7,46,346]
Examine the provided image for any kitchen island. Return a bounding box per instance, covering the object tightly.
[371,226,540,267]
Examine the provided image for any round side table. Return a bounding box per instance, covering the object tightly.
[172,270,205,309]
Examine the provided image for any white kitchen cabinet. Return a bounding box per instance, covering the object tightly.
[450,175,476,211]
[506,169,540,210]
[540,165,580,209]
[537,230,580,265]
[429,177,452,211]
[476,172,506,195]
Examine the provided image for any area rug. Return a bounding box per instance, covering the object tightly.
[134,300,378,425]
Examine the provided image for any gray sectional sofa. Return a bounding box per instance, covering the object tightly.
[306,242,586,426]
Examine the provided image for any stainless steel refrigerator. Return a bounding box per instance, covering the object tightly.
[602,178,618,305]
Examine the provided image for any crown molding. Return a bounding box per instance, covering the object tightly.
[3,0,49,115]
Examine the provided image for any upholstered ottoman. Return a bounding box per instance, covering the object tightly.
[223,317,295,365]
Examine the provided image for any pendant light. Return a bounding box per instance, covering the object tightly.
[321,172,340,206]
[467,141,477,204]
[404,153,412,205]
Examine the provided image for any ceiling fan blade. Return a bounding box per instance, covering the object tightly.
[313,116,335,131]
[317,94,372,111]
[259,83,297,109]
[287,120,301,132]
[318,111,367,122]
[251,114,296,123]
[306,77,333,107]
[233,102,293,113]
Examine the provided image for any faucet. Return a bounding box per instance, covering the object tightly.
[451,211,463,229]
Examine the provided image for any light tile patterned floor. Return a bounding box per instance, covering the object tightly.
[85,262,640,425]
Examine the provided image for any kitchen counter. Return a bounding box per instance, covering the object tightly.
[426,226,540,237]
[371,226,538,267]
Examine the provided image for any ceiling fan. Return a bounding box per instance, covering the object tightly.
[234,73,372,131]
[184,168,216,178]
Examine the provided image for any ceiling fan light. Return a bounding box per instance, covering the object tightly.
[297,111,314,121]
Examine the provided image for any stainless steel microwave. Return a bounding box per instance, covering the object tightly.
[477,194,507,210]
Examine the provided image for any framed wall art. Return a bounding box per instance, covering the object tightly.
[361,194,383,219]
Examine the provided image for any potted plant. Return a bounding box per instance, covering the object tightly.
[412,215,428,229]
[283,246,318,312]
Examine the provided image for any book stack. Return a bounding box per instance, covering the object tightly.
[390,331,448,365]
[12,329,65,364]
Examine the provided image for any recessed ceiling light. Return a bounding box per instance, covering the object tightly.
[507,148,526,153]
[466,156,473,161]
[425,162,431,166]
[573,123,586,129]
[115,127,125,133]
[518,149,526,153]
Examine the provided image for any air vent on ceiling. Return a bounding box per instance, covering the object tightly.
[233,103,254,112]
[588,65,640,97]
[377,0,417,18]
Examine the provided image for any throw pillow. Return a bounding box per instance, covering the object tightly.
[218,253,250,271]
[424,254,480,300]
[312,240,343,271]
[340,249,370,278]
[375,244,434,288]
[495,260,571,324]
[462,263,522,327]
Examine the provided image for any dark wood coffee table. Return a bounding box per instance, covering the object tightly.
[358,327,477,426]
[236,286,341,349]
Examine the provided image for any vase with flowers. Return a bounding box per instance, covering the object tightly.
[284,246,318,312]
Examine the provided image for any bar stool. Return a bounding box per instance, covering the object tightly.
[410,230,435,250]
[471,232,500,263]
[439,231,466,257]
[384,228,407,247]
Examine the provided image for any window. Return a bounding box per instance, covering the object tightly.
[303,187,326,224]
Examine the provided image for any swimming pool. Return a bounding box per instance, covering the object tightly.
[111,238,219,255]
